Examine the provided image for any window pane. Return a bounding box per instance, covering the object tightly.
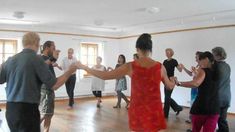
[81,46,87,56]
[81,55,88,65]
[0,54,3,63]
[0,43,3,53]
[4,41,16,53]
[88,47,95,56]
[88,55,95,65]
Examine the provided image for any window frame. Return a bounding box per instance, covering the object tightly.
[0,39,17,63]
[80,43,98,77]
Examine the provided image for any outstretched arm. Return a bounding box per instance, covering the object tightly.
[181,64,193,76]
[177,64,183,72]
[78,62,131,80]
[176,68,205,88]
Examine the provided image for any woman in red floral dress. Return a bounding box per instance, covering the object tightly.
[77,33,176,132]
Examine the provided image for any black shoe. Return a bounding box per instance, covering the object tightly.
[97,103,101,108]
[125,102,130,109]
[185,119,191,124]
[186,129,192,132]
[176,107,183,115]
[113,105,121,108]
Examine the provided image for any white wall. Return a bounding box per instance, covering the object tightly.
[119,27,235,113]
[0,26,234,114]
[0,31,121,101]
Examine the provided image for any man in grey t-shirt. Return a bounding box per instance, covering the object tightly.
[0,32,78,132]
[212,47,231,132]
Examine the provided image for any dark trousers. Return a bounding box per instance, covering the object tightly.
[65,74,76,107]
[164,87,182,118]
[217,106,229,132]
[116,91,129,106]
[92,91,102,98]
[6,102,40,132]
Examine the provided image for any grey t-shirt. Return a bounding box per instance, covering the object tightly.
[215,61,231,107]
[0,49,57,104]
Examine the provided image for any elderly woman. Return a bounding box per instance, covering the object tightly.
[163,48,183,118]
[212,47,231,132]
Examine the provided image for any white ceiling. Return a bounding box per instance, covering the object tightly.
[0,0,235,34]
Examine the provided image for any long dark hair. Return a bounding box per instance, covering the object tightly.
[118,54,126,64]
[199,51,217,80]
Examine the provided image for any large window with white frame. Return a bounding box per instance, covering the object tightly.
[0,39,17,64]
[80,43,98,77]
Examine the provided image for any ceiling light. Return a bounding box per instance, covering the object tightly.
[94,19,104,26]
[146,7,160,14]
[13,11,25,19]
[0,18,39,25]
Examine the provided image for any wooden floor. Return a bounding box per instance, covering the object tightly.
[0,97,235,132]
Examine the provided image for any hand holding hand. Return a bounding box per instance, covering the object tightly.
[173,77,181,86]
[179,64,184,69]
[75,61,87,70]
[169,76,176,84]
[107,67,113,71]
[52,63,58,67]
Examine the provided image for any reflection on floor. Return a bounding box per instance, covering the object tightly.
[0,97,234,132]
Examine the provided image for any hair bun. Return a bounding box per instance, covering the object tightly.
[136,33,152,52]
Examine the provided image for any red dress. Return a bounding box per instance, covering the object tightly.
[128,61,166,132]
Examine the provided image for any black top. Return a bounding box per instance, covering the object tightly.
[41,55,56,77]
[163,58,178,77]
[190,68,220,115]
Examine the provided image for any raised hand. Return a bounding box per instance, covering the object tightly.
[179,64,184,69]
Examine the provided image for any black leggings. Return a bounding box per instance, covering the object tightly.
[163,87,182,118]
[92,91,102,98]
[65,74,76,107]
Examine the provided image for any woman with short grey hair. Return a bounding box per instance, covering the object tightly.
[212,47,231,132]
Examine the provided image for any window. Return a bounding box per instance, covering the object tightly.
[80,43,98,77]
[0,39,17,63]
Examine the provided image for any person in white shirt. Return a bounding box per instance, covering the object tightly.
[61,48,77,109]
[91,57,106,108]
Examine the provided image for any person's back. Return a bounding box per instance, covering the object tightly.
[216,61,231,107]
[77,33,175,132]
[4,49,49,103]
[129,58,166,131]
